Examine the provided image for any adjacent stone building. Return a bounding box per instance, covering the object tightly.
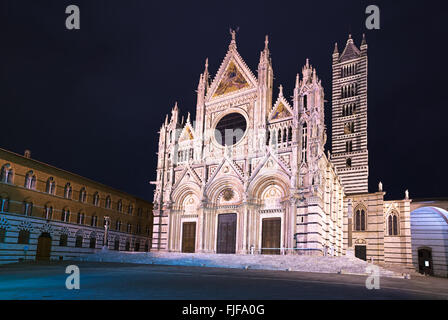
[0,148,153,263]
[151,32,413,270]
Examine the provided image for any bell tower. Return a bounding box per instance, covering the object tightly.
[331,34,368,194]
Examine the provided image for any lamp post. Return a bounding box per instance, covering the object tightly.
[102,216,110,251]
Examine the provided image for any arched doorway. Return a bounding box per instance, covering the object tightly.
[36,232,52,261]
[418,247,433,275]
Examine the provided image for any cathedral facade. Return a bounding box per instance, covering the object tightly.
[151,32,413,268]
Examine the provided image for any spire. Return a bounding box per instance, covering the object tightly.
[279,84,283,97]
[204,58,209,79]
[347,33,353,43]
[361,33,367,46]
[186,112,190,123]
[302,59,312,83]
[197,73,204,88]
[203,58,210,92]
[264,35,269,51]
[170,101,179,124]
[295,73,300,89]
[333,42,339,54]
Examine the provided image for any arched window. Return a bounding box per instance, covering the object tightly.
[277,129,282,144]
[346,158,352,168]
[301,123,308,163]
[105,196,111,209]
[117,200,123,212]
[44,205,53,220]
[64,183,72,199]
[23,201,33,216]
[25,171,36,189]
[0,164,13,184]
[387,213,399,236]
[266,130,270,146]
[127,223,132,234]
[46,177,56,195]
[77,212,85,225]
[146,225,151,236]
[346,141,353,152]
[303,95,308,110]
[354,207,367,231]
[93,192,100,206]
[18,230,30,244]
[91,215,98,227]
[128,204,133,215]
[288,127,293,142]
[282,128,287,143]
[115,220,122,231]
[59,234,68,246]
[136,224,141,234]
[79,187,87,203]
[61,209,70,222]
[0,197,9,212]
[75,235,83,248]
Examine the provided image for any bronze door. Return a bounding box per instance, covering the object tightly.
[261,218,281,255]
[182,222,196,253]
[216,213,237,254]
[36,233,52,261]
[355,245,367,261]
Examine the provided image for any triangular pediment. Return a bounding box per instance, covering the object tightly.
[270,101,292,121]
[207,157,244,186]
[212,61,250,98]
[269,87,293,122]
[339,40,361,62]
[207,46,257,101]
[179,123,195,142]
[250,150,291,181]
[173,165,202,190]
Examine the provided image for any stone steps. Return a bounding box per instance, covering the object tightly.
[79,251,406,278]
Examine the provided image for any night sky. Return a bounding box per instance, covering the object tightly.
[0,0,446,201]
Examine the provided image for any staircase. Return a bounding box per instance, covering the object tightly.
[80,251,405,278]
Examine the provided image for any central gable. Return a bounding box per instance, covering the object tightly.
[207,43,258,101]
[213,61,250,98]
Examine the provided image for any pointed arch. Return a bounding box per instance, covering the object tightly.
[354,204,367,231]
[386,211,400,236]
